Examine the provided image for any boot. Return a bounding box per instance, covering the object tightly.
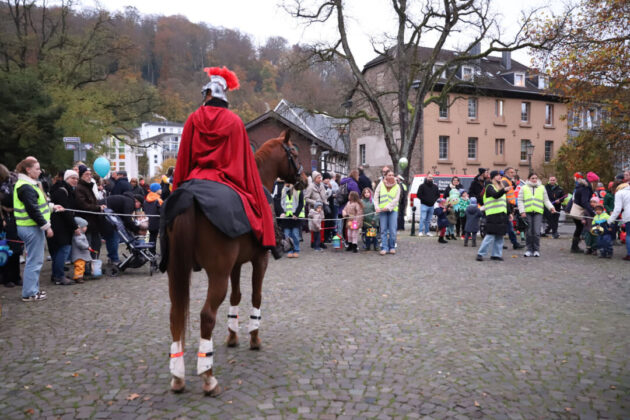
[438,236,448,244]
[451,234,457,240]
[352,243,358,253]
[464,237,469,247]
[472,238,477,247]
[570,236,582,253]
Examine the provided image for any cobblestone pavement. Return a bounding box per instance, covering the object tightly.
[1,231,629,419]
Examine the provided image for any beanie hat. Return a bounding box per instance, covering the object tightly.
[78,165,89,178]
[489,170,500,179]
[322,172,332,180]
[586,171,599,182]
[469,197,478,206]
[64,169,79,180]
[478,167,487,175]
[74,217,88,228]
[150,182,161,193]
[314,201,323,208]
[573,172,583,179]
[615,173,625,181]
[311,171,321,180]
[134,194,145,205]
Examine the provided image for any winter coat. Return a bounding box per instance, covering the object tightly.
[443,183,463,201]
[415,180,440,207]
[603,189,615,214]
[103,193,139,235]
[50,180,78,249]
[446,206,457,225]
[71,232,91,262]
[275,188,304,230]
[338,177,361,214]
[304,181,327,209]
[143,192,162,232]
[573,178,595,217]
[434,207,449,229]
[131,185,146,197]
[457,198,470,217]
[308,208,323,232]
[465,204,482,233]
[609,184,630,224]
[342,201,364,230]
[517,180,554,214]
[468,176,486,203]
[361,198,377,228]
[111,176,132,196]
[15,174,51,230]
[358,172,372,192]
[545,183,565,211]
[75,179,102,233]
[483,183,508,236]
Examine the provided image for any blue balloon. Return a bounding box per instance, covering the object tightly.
[93,157,111,178]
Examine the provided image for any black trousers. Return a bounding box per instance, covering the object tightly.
[545,210,560,234]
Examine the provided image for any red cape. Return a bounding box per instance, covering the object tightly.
[173,105,275,247]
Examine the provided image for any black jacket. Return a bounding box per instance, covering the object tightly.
[416,181,440,206]
[358,172,372,192]
[131,185,146,197]
[16,181,49,228]
[111,177,132,196]
[104,193,139,234]
[50,181,78,248]
[468,176,486,203]
[545,184,565,211]
[573,179,595,217]
[483,183,508,236]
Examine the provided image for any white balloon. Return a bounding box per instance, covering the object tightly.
[398,157,409,169]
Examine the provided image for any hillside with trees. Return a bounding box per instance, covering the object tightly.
[0,1,353,171]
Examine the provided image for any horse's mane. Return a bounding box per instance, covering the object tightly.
[254,137,284,166]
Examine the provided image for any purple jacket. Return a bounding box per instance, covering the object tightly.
[338,177,360,215]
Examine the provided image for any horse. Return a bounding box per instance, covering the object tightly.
[166,130,308,396]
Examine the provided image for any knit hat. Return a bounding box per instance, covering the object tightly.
[314,201,323,208]
[322,172,332,180]
[134,194,145,205]
[64,169,79,180]
[78,165,90,178]
[478,167,487,175]
[311,171,321,180]
[150,182,161,193]
[590,196,600,204]
[586,171,599,182]
[489,170,500,179]
[615,173,625,181]
[469,197,478,206]
[573,172,583,179]
[74,217,88,228]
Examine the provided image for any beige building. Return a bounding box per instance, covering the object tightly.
[349,48,568,179]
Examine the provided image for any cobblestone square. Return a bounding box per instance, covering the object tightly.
[1,233,629,419]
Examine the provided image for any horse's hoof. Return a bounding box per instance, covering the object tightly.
[250,337,262,350]
[203,384,223,397]
[201,373,221,397]
[226,330,239,347]
[170,376,185,393]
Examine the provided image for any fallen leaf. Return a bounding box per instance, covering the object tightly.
[237,380,242,385]
[227,400,233,404]
[45,384,53,389]
[24,408,35,415]
[511,255,518,258]
[474,401,480,407]
[565,407,572,412]
[143,396,151,401]
[610,385,616,390]
[65,361,71,365]
[520,370,527,374]
[561,360,567,364]
[126,393,140,401]
[72,373,79,377]
[107,401,114,406]
[94,373,99,377]
[24,385,30,389]
[228,359,236,364]
[382,294,388,297]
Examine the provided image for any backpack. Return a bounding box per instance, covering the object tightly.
[336,182,349,206]
[0,172,18,208]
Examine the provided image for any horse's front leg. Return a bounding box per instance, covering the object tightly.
[227,264,242,347]
[198,275,228,396]
[249,252,268,350]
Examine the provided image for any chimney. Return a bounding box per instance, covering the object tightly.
[502,51,511,70]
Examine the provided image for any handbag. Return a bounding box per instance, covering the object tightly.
[569,202,585,219]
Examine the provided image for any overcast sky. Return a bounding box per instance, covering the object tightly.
[85,0,563,68]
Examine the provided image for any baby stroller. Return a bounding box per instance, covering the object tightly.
[104,209,158,276]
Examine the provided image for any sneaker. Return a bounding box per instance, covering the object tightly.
[476,255,483,261]
[417,232,424,237]
[389,249,396,255]
[22,291,47,302]
[513,243,524,250]
[379,250,387,255]
[490,256,504,261]
[524,251,532,257]
[53,277,73,286]
[533,251,540,257]
[426,232,434,237]
[622,256,630,261]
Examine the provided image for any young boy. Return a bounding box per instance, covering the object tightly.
[583,197,601,255]
[308,202,324,251]
[72,217,91,283]
[593,203,613,258]
[457,191,470,239]
[144,182,163,253]
[464,197,482,247]
[434,198,449,244]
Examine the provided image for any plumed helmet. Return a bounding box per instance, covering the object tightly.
[201,66,240,104]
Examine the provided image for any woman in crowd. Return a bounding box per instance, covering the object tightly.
[476,170,510,262]
[49,170,80,285]
[518,172,556,257]
[75,165,105,259]
[0,164,22,288]
[374,170,400,255]
[277,183,304,258]
[569,172,595,253]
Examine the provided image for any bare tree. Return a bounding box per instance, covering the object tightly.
[286,0,566,177]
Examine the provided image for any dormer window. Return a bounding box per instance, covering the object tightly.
[433,62,446,78]
[538,76,549,89]
[514,73,525,87]
[462,66,474,81]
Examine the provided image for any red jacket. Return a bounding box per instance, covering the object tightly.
[173,105,275,247]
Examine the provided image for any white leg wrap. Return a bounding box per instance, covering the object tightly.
[248,307,261,333]
[197,338,214,375]
[169,341,185,379]
[227,306,239,332]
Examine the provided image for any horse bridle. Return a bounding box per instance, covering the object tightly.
[281,143,304,183]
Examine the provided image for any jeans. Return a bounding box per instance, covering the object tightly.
[283,227,301,253]
[419,204,433,234]
[313,232,321,250]
[626,222,630,256]
[597,234,613,256]
[52,244,71,279]
[379,211,398,251]
[477,233,504,258]
[17,225,45,298]
[525,212,543,252]
[104,230,120,263]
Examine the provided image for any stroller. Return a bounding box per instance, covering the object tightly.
[104,209,158,276]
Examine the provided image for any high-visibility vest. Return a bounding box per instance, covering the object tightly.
[522,185,545,214]
[283,193,304,218]
[378,184,400,212]
[502,177,516,205]
[483,184,507,215]
[13,179,50,227]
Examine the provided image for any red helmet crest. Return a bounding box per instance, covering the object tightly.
[203,67,240,90]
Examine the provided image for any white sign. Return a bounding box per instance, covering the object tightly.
[63,137,81,143]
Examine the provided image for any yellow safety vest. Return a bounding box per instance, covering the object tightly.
[13,179,51,227]
[523,186,544,214]
[283,193,305,218]
[378,184,400,212]
[483,184,507,215]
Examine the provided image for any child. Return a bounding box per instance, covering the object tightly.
[464,197,481,247]
[144,182,163,253]
[342,191,364,253]
[457,191,470,239]
[361,188,379,251]
[72,217,91,284]
[592,203,613,258]
[434,198,449,244]
[583,197,601,255]
[445,198,458,240]
[308,202,324,251]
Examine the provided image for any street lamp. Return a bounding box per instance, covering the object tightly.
[526,143,535,174]
[310,143,318,173]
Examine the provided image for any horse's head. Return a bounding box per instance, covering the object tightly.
[255,131,308,191]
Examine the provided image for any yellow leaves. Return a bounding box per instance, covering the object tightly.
[126,393,141,401]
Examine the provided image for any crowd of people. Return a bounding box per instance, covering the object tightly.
[0,156,171,301]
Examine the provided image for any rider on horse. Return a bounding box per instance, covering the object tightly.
[172,66,282,257]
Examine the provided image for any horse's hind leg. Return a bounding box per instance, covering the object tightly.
[249,253,268,350]
[227,264,242,347]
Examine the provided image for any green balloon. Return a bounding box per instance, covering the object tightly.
[398,157,408,169]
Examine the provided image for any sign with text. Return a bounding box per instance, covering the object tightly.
[63,137,81,143]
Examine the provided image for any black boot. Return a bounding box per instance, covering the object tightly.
[570,236,582,253]
[472,238,477,247]
[438,236,448,244]
[352,243,358,253]
[464,237,469,247]
[451,234,457,240]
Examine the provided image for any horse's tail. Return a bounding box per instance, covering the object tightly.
[167,205,195,347]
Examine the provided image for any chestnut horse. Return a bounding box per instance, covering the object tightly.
[166,131,307,395]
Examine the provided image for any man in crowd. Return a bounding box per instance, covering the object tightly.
[358,167,372,192]
[543,176,564,239]
[111,170,132,196]
[416,173,439,236]
[304,171,328,248]
[103,192,146,264]
[469,168,488,203]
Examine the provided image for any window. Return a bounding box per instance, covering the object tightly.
[495,138,505,157]
[521,102,530,123]
[545,104,554,126]
[359,144,366,165]
[538,76,549,89]
[439,136,449,160]
[520,139,531,161]
[154,156,158,164]
[467,137,478,160]
[462,66,474,81]
[468,98,478,119]
[545,141,553,162]
[514,73,525,87]
[433,62,446,78]
[439,98,449,119]
[376,72,385,89]
[495,99,504,118]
